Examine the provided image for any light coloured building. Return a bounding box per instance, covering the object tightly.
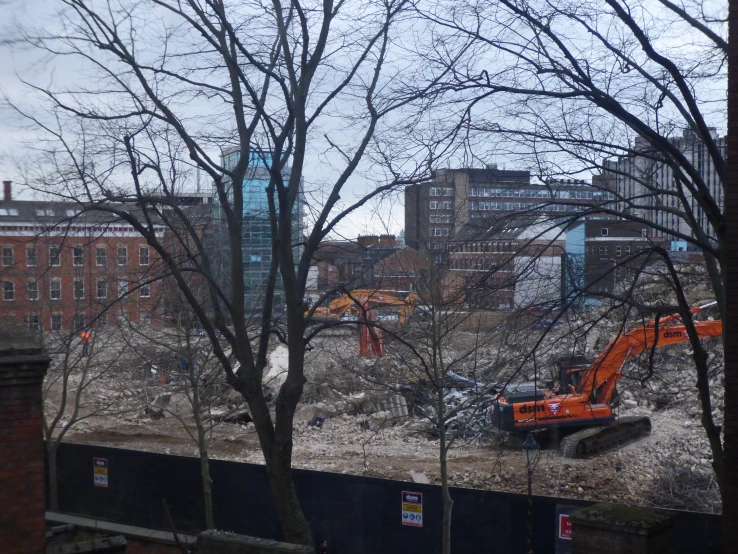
[607,129,725,244]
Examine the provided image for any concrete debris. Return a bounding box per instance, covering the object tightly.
[410,471,430,484]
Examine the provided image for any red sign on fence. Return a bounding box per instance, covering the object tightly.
[559,514,572,540]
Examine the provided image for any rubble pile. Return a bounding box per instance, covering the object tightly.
[47,316,725,514]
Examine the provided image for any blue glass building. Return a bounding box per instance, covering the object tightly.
[215,148,304,311]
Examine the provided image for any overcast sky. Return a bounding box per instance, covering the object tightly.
[0,0,406,239]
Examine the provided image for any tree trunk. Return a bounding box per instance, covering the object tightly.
[438,390,453,554]
[199,446,214,530]
[47,443,58,512]
[191,370,215,530]
[267,453,312,544]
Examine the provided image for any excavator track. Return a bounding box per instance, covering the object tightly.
[559,416,652,458]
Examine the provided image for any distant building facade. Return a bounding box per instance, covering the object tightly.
[606,129,725,244]
[214,149,305,311]
[565,219,660,300]
[405,166,614,263]
[0,182,163,331]
[443,216,566,310]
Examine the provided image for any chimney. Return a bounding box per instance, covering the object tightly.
[378,234,396,248]
[357,235,379,248]
[3,181,11,202]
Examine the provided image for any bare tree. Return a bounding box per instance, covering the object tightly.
[417,0,728,498]
[9,0,455,543]
[43,325,131,511]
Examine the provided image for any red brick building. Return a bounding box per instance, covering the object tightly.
[0,182,164,331]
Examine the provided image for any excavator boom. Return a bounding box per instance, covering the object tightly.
[491,303,722,457]
[305,289,420,357]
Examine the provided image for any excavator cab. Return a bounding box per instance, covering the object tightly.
[554,356,590,395]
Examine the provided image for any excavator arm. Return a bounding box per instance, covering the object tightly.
[577,303,722,404]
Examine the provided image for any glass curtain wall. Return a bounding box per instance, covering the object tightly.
[214,149,304,312]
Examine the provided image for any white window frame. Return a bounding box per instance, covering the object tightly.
[140,282,151,298]
[26,245,37,267]
[51,314,62,331]
[601,228,609,236]
[118,280,129,297]
[27,280,38,301]
[2,246,14,267]
[3,281,14,301]
[96,246,107,267]
[27,315,40,331]
[97,279,108,299]
[117,245,128,266]
[73,245,84,267]
[50,279,61,301]
[139,246,150,266]
[49,245,61,267]
[429,201,438,210]
[73,279,85,300]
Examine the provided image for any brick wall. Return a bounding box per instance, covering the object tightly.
[0,343,50,554]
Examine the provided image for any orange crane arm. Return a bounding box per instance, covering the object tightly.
[577,303,722,404]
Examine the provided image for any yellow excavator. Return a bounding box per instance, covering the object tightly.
[305,290,420,356]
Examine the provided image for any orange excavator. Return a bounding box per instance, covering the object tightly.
[306,290,420,357]
[490,302,722,457]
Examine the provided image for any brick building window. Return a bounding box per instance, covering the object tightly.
[625,246,631,255]
[49,245,61,266]
[97,279,108,299]
[27,315,40,331]
[139,246,150,266]
[50,279,61,300]
[3,281,14,301]
[27,280,38,301]
[73,314,85,331]
[73,246,84,266]
[140,283,151,298]
[2,246,14,267]
[96,246,107,267]
[117,245,128,266]
[51,314,62,331]
[74,279,84,300]
[26,245,37,267]
[98,313,108,328]
[616,246,622,256]
[140,311,151,326]
[117,280,128,297]
[601,228,609,236]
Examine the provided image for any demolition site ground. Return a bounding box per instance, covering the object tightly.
[47,317,724,515]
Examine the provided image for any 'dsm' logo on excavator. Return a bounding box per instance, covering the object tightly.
[663,330,683,338]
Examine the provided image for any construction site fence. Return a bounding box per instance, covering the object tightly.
[49,441,722,554]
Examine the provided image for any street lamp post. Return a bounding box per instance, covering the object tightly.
[522,432,540,554]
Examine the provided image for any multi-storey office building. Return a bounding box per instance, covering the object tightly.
[214,150,305,311]
[405,166,614,262]
[0,182,163,331]
[607,128,725,244]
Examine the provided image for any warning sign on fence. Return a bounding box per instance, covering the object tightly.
[93,457,108,488]
[559,514,572,540]
[401,491,423,527]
